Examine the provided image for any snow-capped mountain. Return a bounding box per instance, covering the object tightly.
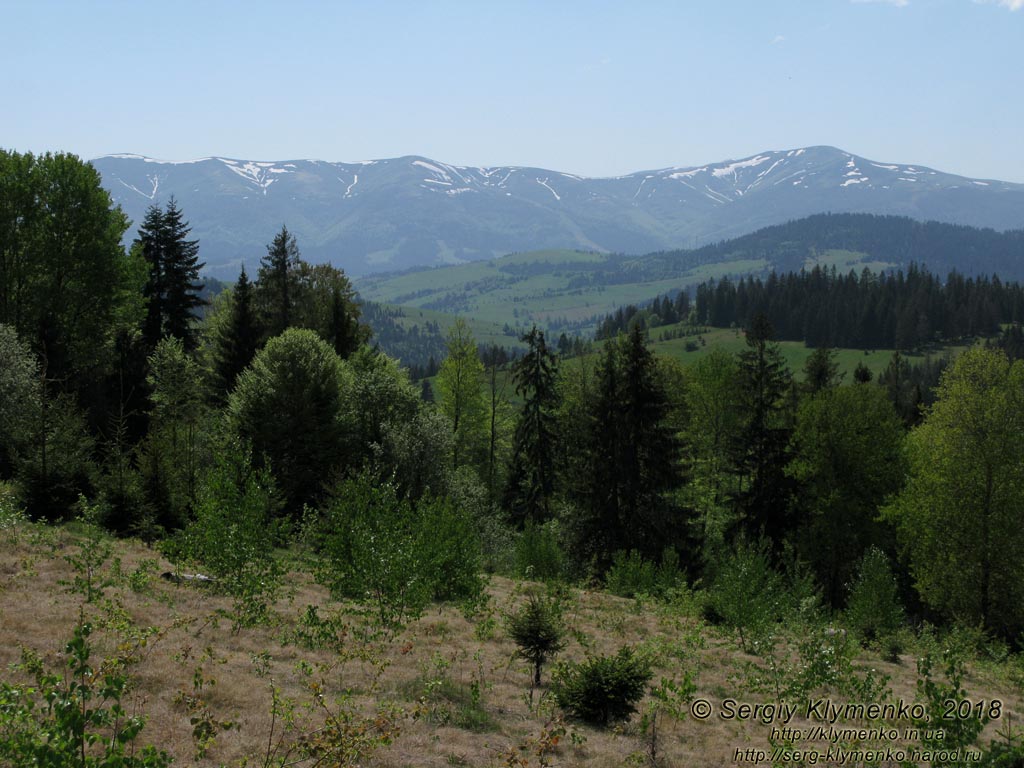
[92,147,1024,277]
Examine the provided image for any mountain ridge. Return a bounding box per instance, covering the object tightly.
[92,146,1024,278]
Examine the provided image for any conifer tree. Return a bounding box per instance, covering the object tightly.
[212,267,262,400]
[504,326,559,525]
[572,327,684,568]
[160,198,205,351]
[258,225,300,337]
[731,313,795,545]
[137,197,205,352]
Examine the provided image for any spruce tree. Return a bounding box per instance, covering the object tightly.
[213,267,262,400]
[160,198,205,351]
[504,326,559,525]
[138,205,166,351]
[731,313,795,546]
[573,327,684,569]
[136,198,205,352]
[258,225,300,337]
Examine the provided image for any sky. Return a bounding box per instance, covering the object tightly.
[3,0,1023,181]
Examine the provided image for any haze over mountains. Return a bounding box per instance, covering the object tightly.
[92,146,1024,278]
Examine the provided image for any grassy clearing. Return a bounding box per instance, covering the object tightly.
[2,519,1022,767]
[357,250,773,336]
[647,324,969,379]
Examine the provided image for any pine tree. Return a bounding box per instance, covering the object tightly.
[731,313,795,545]
[572,327,684,569]
[504,326,559,525]
[160,198,205,351]
[138,205,166,351]
[212,267,262,401]
[258,225,300,337]
[802,346,842,395]
[136,198,205,352]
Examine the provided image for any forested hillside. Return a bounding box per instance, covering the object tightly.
[4,149,1024,766]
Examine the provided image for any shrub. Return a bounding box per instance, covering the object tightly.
[605,547,683,599]
[552,647,653,727]
[316,473,484,630]
[844,546,904,645]
[515,519,566,581]
[0,622,171,767]
[707,538,785,651]
[164,439,285,627]
[507,593,567,687]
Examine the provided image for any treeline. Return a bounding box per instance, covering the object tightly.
[636,213,1024,281]
[5,149,1024,647]
[595,291,692,339]
[693,264,1024,349]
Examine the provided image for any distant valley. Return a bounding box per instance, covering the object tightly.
[357,214,1024,341]
[92,147,1024,278]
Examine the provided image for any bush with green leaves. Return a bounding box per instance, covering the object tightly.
[844,546,905,646]
[605,547,682,599]
[316,473,483,629]
[507,593,567,687]
[164,438,284,626]
[551,647,653,727]
[514,519,566,581]
[707,538,786,651]
[0,622,171,767]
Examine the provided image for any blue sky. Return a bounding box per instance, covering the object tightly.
[3,0,1022,180]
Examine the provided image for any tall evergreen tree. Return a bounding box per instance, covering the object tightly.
[137,197,205,352]
[731,313,795,545]
[212,267,262,401]
[258,225,301,338]
[504,326,559,525]
[160,198,205,351]
[572,327,685,569]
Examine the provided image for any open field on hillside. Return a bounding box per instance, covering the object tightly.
[2,519,1021,768]
[644,325,968,379]
[357,250,772,335]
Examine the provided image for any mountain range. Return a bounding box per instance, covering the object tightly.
[92,146,1024,278]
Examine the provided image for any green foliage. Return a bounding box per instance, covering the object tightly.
[568,327,686,571]
[0,622,171,767]
[0,150,130,382]
[681,347,743,563]
[504,326,560,524]
[0,324,40,478]
[844,546,905,646]
[707,538,786,651]
[316,474,483,630]
[731,313,795,542]
[166,438,284,627]
[60,496,115,603]
[16,391,96,522]
[884,347,1024,639]
[506,593,567,686]
[142,335,207,531]
[788,384,906,606]
[436,318,488,470]
[909,649,990,761]
[514,519,567,582]
[209,267,262,402]
[341,346,423,470]
[551,647,653,727]
[229,327,348,516]
[136,198,205,352]
[605,547,683,599]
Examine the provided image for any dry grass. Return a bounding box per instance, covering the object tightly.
[1,520,1022,768]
